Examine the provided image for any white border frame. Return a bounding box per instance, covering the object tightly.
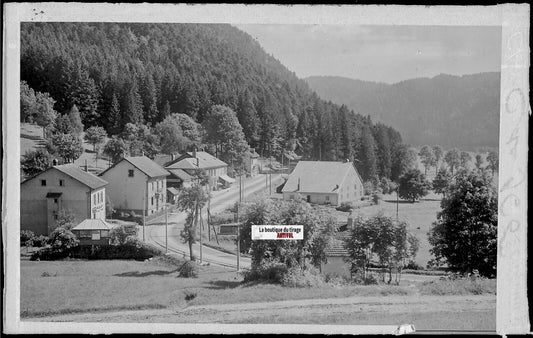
[3,3,530,335]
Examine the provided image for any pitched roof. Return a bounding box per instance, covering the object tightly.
[153,153,181,167]
[72,218,113,231]
[101,156,169,178]
[52,164,108,189]
[325,232,350,257]
[166,187,180,195]
[166,151,227,170]
[281,161,359,194]
[167,168,194,182]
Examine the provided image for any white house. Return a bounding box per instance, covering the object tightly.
[164,151,232,190]
[99,156,169,217]
[281,160,364,206]
[20,164,108,235]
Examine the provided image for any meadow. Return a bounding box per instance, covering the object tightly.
[20,257,495,321]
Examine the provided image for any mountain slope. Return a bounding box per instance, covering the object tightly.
[21,23,408,180]
[305,73,500,150]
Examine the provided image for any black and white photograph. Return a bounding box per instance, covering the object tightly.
[3,3,530,335]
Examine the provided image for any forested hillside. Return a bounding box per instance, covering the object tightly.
[305,73,500,150]
[21,23,409,181]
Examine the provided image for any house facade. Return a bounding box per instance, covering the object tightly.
[244,148,260,177]
[164,151,231,190]
[281,161,364,206]
[99,156,169,217]
[20,164,108,235]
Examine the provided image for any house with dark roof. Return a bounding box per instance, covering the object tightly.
[164,151,231,190]
[281,161,364,206]
[99,156,169,217]
[20,164,108,235]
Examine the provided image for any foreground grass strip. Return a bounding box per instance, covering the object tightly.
[21,303,167,319]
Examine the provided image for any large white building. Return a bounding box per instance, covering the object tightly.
[20,164,108,235]
[281,161,364,206]
[99,156,169,216]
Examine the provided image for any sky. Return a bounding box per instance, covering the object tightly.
[235,24,502,84]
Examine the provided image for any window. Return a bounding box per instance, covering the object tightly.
[59,179,64,186]
[91,231,101,240]
[41,180,46,186]
[54,214,58,220]
[79,230,91,239]
[54,198,58,204]
[128,169,134,177]
[101,230,109,238]
[325,196,330,201]
[151,197,154,205]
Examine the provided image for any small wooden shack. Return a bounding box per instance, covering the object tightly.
[71,218,114,245]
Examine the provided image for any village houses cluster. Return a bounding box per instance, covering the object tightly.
[21,147,365,275]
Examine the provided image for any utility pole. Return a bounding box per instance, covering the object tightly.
[236,202,240,272]
[165,203,168,253]
[396,186,399,223]
[269,145,272,195]
[196,156,202,263]
[142,185,146,242]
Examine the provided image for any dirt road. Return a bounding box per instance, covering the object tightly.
[27,294,495,331]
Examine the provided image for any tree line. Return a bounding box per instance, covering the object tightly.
[21,22,409,181]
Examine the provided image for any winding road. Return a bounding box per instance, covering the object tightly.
[143,173,283,269]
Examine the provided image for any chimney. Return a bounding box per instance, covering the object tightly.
[85,159,88,172]
[192,148,197,158]
[297,178,300,191]
[171,153,175,161]
[346,158,350,163]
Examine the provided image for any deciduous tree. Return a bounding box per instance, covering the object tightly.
[398,169,430,203]
[432,145,444,174]
[177,184,210,261]
[21,148,52,177]
[418,145,436,177]
[428,170,497,277]
[202,105,250,165]
[444,148,461,175]
[432,168,451,198]
[486,150,499,177]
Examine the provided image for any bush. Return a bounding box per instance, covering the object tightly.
[352,273,379,285]
[179,261,199,278]
[243,260,289,284]
[31,247,70,261]
[210,212,235,225]
[336,202,353,212]
[405,260,423,270]
[280,266,325,287]
[110,226,130,245]
[49,227,79,253]
[20,230,35,246]
[32,235,49,247]
[419,277,496,296]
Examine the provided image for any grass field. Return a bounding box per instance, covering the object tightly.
[332,191,442,268]
[20,257,495,320]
